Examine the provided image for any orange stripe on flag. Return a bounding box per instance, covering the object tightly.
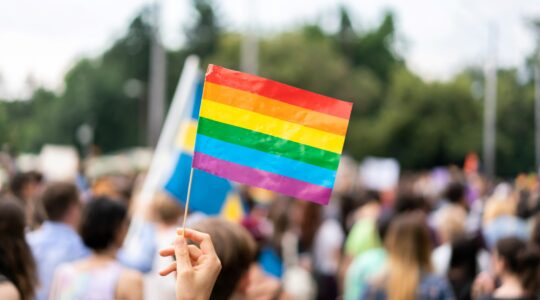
[204,82,349,136]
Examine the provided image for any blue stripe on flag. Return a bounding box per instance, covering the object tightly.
[195,134,336,188]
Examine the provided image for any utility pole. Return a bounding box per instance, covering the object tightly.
[532,21,540,174]
[240,0,258,74]
[147,0,167,146]
[483,24,497,178]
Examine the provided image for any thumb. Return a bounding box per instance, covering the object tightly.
[174,235,192,271]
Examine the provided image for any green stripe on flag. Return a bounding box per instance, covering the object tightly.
[198,117,340,170]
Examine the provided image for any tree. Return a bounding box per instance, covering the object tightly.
[185,0,221,60]
[334,10,401,83]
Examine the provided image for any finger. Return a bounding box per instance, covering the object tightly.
[159,246,175,257]
[188,244,202,261]
[174,235,192,270]
[177,228,216,254]
[159,262,176,276]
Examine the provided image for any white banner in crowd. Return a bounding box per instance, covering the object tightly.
[39,144,79,182]
[359,156,400,191]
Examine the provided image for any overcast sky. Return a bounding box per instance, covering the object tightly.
[1,0,539,98]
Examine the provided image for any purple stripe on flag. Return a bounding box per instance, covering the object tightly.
[193,152,332,205]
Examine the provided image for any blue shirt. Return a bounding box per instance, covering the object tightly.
[362,274,455,300]
[27,221,90,300]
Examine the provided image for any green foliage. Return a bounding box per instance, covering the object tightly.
[185,0,221,60]
[0,2,538,176]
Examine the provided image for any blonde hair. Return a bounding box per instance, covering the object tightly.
[435,205,467,243]
[385,213,433,300]
[483,197,516,225]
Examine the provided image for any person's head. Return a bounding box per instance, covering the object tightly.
[41,182,81,226]
[192,218,258,300]
[483,197,516,225]
[394,190,430,214]
[384,212,432,300]
[444,181,466,206]
[151,193,182,226]
[91,175,134,206]
[80,197,128,253]
[341,190,381,231]
[9,171,43,201]
[0,199,37,300]
[493,237,540,297]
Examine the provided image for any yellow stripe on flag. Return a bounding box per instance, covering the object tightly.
[199,99,345,154]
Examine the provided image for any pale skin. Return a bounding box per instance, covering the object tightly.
[472,251,526,299]
[159,228,222,300]
[0,282,19,300]
[49,221,143,300]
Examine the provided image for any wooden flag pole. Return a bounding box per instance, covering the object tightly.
[181,167,195,236]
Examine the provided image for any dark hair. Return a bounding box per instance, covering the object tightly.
[531,213,540,248]
[394,191,430,214]
[496,237,540,297]
[192,218,258,300]
[444,182,466,205]
[80,197,127,251]
[376,210,393,242]
[0,199,38,300]
[41,182,80,221]
[448,235,481,300]
[9,171,42,199]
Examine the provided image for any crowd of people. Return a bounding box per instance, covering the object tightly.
[0,156,539,300]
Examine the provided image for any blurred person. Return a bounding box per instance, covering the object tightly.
[91,174,134,207]
[143,193,183,300]
[444,181,468,210]
[531,213,540,247]
[159,228,222,300]
[311,204,345,300]
[343,211,392,300]
[482,198,529,250]
[288,200,343,300]
[340,191,381,234]
[432,205,467,275]
[50,197,142,299]
[0,199,38,300]
[516,189,540,220]
[95,174,157,273]
[447,235,482,300]
[26,182,88,300]
[393,189,431,214]
[9,171,46,229]
[242,211,284,278]
[429,181,470,234]
[185,218,288,300]
[362,212,454,300]
[475,237,540,300]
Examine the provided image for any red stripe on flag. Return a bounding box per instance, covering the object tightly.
[205,65,353,120]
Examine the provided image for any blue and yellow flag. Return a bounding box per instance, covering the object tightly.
[164,77,246,221]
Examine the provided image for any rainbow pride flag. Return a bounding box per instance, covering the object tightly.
[192,65,353,205]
